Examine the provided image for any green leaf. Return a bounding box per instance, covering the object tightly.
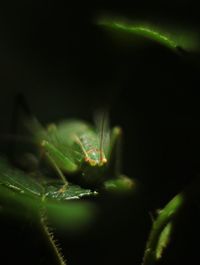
[44,181,98,201]
[0,157,97,229]
[98,17,199,52]
[0,157,43,197]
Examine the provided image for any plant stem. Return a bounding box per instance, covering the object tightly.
[40,211,67,265]
[142,193,184,265]
[142,177,200,265]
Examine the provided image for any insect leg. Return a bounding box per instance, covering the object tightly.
[45,151,69,190]
[41,140,78,186]
[109,126,123,178]
[105,127,134,191]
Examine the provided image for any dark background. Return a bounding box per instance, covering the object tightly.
[1,1,200,264]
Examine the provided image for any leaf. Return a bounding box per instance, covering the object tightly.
[44,181,98,201]
[0,157,97,229]
[0,157,43,197]
[98,18,199,52]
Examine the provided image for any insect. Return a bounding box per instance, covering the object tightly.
[13,96,133,191]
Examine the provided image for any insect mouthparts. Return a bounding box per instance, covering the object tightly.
[84,156,107,167]
[100,157,107,165]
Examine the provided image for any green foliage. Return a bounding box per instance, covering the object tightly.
[142,194,184,265]
[156,222,173,260]
[0,157,97,229]
[98,18,199,52]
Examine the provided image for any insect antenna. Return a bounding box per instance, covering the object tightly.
[99,111,108,164]
[94,109,110,163]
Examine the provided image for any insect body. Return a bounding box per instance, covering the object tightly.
[12,93,132,191]
[24,113,128,190]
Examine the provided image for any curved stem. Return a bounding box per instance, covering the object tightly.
[142,177,200,265]
[40,209,67,265]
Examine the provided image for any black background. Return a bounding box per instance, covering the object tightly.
[1,1,200,264]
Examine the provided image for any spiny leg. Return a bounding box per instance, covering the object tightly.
[45,152,69,190]
[41,140,78,192]
[36,123,57,169]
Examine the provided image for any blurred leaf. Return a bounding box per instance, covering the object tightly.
[104,175,135,193]
[98,17,199,52]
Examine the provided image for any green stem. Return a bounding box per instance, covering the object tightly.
[142,177,200,265]
[40,210,67,265]
[142,193,184,265]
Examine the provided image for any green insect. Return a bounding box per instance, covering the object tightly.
[14,96,133,191]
